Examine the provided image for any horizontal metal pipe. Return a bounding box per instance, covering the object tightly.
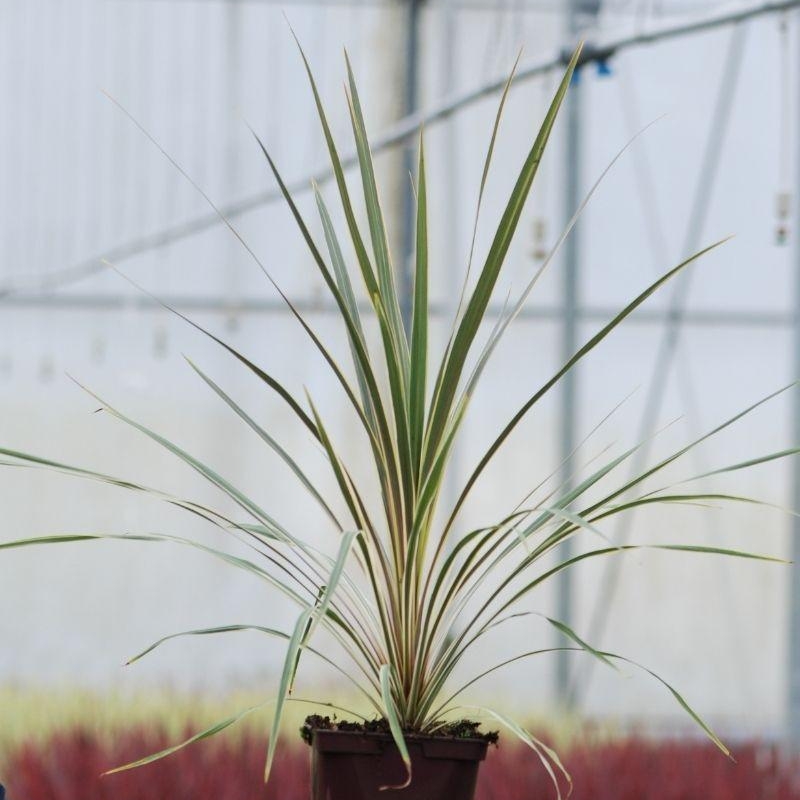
[2,292,793,328]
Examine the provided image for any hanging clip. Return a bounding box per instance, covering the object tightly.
[776,191,791,246]
[596,59,612,78]
[531,218,549,261]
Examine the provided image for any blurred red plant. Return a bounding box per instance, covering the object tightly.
[4,728,800,800]
[479,738,800,800]
[3,728,309,800]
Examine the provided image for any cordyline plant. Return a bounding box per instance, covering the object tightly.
[1,41,797,796]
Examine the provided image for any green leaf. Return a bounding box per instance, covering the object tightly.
[583,383,797,519]
[610,652,732,758]
[451,647,731,759]
[185,357,342,530]
[292,39,417,517]
[444,119,663,454]
[290,529,360,691]
[247,129,387,435]
[448,237,730,534]
[265,607,313,782]
[0,531,310,605]
[126,624,286,666]
[124,622,382,711]
[0,450,278,544]
[464,705,570,800]
[248,128,409,555]
[539,505,617,548]
[101,241,318,445]
[313,182,366,340]
[70,378,304,549]
[422,539,786,718]
[104,700,271,774]
[688,447,800,480]
[462,51,522,295]
[379,663,412,790]
[340,57,416,525]
[501,543,788,622]
[344,52,408,365]
[415,121,657,585]
[313,184,375,424]
[425,45,583,469]
[545,616,617,671]
[597,492,790,516]
[445,51,521,383]
[409,133,428,475]
[651,544,789,563]
[0,533,101,550]
[98,109,379,490]
[303,394,402,671]
[303,393,386,571]
[289,30,379,300]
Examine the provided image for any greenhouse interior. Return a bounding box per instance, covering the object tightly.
[2,1,800,797]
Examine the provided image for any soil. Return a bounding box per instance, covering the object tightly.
[300,714,499,746]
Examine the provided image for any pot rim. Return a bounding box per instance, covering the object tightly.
[310,728,490,760]
[307,727,494,745]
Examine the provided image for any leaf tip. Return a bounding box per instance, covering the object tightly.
[379,766,412,791]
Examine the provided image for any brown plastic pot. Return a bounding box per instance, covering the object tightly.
[310,729,488,800]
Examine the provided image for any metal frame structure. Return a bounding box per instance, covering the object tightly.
[567,15,749,707]
[790,13,800,747]
[3,0,800,743]
[555,0,590,710]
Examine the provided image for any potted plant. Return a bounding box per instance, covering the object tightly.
[1,42,795,800]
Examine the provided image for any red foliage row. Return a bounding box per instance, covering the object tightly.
[4,728,800,800]
[479,738,800,800]
[3,730,309,800]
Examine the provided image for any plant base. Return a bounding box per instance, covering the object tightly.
[311,729,488,800]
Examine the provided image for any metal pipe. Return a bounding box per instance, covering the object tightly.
[1,293,794,329]
[555,0,588,709]
[787,11,800,750]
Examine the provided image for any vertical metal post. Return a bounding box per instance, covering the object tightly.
[788,15,800,749]
[555,0,586,708]
[223,0,242,331]
[442,0,461,514]
[400,0,422,334]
